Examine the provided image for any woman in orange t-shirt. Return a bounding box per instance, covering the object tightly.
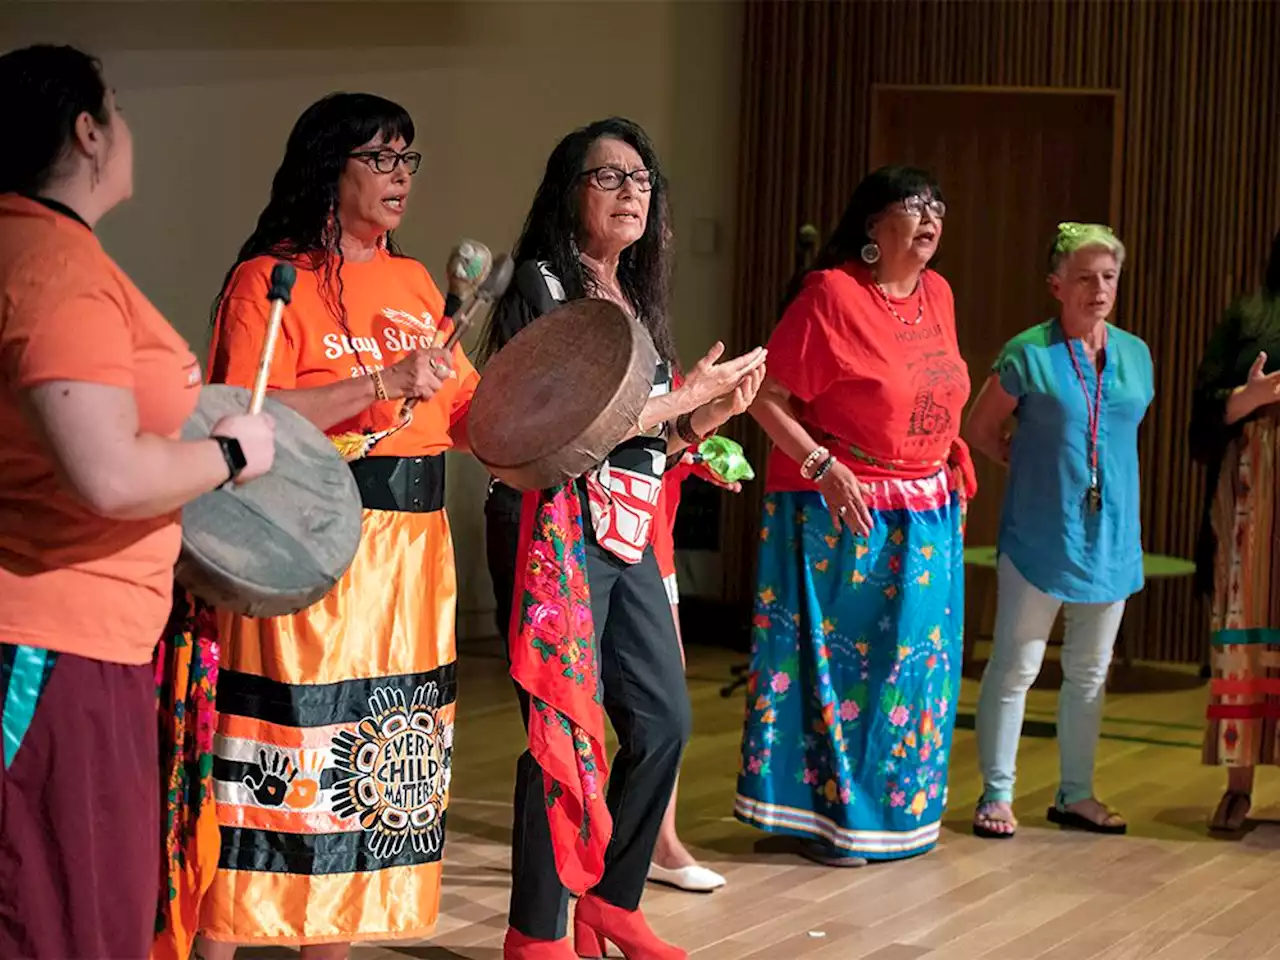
[193,94,475,958]
[0,46,274,960]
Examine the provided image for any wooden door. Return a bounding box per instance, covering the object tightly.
[870,86,1120,654]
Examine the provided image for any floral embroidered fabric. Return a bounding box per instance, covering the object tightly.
[508,484,611,892]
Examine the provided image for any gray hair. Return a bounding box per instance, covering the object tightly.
[1047,222,1126,275]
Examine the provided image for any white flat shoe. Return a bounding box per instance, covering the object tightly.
[647,861,726,893]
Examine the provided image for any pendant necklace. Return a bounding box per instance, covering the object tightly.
[1066,335,1106,514]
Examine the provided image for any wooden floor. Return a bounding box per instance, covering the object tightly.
[246,640,1280,960]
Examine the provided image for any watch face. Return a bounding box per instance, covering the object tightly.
[220,436,247,476]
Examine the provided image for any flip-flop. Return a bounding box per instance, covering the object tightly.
[1046,804,1127,835]
[1209,790,1252,832]
[973,802,1017,840]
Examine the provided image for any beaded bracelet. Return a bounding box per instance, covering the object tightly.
[370,369,389,401]
[800,445,830,479]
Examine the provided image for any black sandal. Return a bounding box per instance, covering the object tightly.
[973,800,1017,840]
[797,839,867,867]
[1046,802,1127,835]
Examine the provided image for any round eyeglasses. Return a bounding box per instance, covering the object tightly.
[350,150,422,175]
[902,194,946,219]
[582,166,654,193]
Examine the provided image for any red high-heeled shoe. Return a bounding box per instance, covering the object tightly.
[572,894,687,960]
[504,926,577,959]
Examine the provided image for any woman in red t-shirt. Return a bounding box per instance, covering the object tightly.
[734,166,976,867]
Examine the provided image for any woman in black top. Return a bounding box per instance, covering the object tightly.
[481,117,764,960]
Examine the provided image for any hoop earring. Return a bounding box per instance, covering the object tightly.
[860,242,881,265]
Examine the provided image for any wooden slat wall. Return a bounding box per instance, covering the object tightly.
[723,0,1280,663]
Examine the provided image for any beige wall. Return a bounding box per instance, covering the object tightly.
[2,0,744,637]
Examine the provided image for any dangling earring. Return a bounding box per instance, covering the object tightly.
[860,242,881,265]
[377,233,388,251]
[89,154,101,191]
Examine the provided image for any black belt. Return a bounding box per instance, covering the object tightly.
[349,456,445,513]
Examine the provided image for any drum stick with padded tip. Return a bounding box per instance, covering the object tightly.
[249,261,298,415]
[442,239,492,321]
[441,253,515,351]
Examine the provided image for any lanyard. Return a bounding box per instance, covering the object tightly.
[1066,337,1105,506]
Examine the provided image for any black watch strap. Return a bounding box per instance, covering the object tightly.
[213,435,247,483]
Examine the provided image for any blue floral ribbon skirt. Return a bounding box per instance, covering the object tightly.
[734,473,964,860]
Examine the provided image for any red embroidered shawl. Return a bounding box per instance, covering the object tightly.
[508,484,611,893]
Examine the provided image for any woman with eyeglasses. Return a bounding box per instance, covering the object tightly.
[194,93,477,959]
[965,223,1151,840]
[480,116,765,960]
[735,166,975,867]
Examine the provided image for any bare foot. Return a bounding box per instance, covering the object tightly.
[973,799,1017,837]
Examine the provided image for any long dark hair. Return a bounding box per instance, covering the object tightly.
[480,117,676,364]
[781,165,944,310]
[0,45,109,194]
[210,92,414,341]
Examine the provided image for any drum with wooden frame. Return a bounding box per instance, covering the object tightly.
[175,262,364,618]
[468,298,659,491]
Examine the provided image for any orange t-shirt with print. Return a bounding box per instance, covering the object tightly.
[0,194,202,665]
[208,251,478,455]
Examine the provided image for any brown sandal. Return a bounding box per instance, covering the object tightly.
[1209,790,1252,832]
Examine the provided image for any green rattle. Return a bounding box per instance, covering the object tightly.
[691,436,755,484]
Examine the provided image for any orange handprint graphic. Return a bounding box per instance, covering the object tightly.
[285,750,324,810]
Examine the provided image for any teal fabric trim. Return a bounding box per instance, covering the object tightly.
[1211,628,1280,647]
[2,645,53,769]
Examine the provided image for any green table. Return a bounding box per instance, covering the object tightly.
[963,546,1196,579]
[962,547,1196,667]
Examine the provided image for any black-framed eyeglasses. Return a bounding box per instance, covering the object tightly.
[582,166,654,193]
[902,194,946,219]
[350,149,422,175]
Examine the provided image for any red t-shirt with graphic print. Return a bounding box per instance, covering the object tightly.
[765,263,969,491]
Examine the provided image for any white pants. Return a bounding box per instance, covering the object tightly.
[976,554,1126,806]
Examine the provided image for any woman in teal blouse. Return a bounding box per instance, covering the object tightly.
[964,223,1154,839]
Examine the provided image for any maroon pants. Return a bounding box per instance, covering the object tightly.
[0,645,158,959]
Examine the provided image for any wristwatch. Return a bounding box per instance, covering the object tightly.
[213,435,247,484]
